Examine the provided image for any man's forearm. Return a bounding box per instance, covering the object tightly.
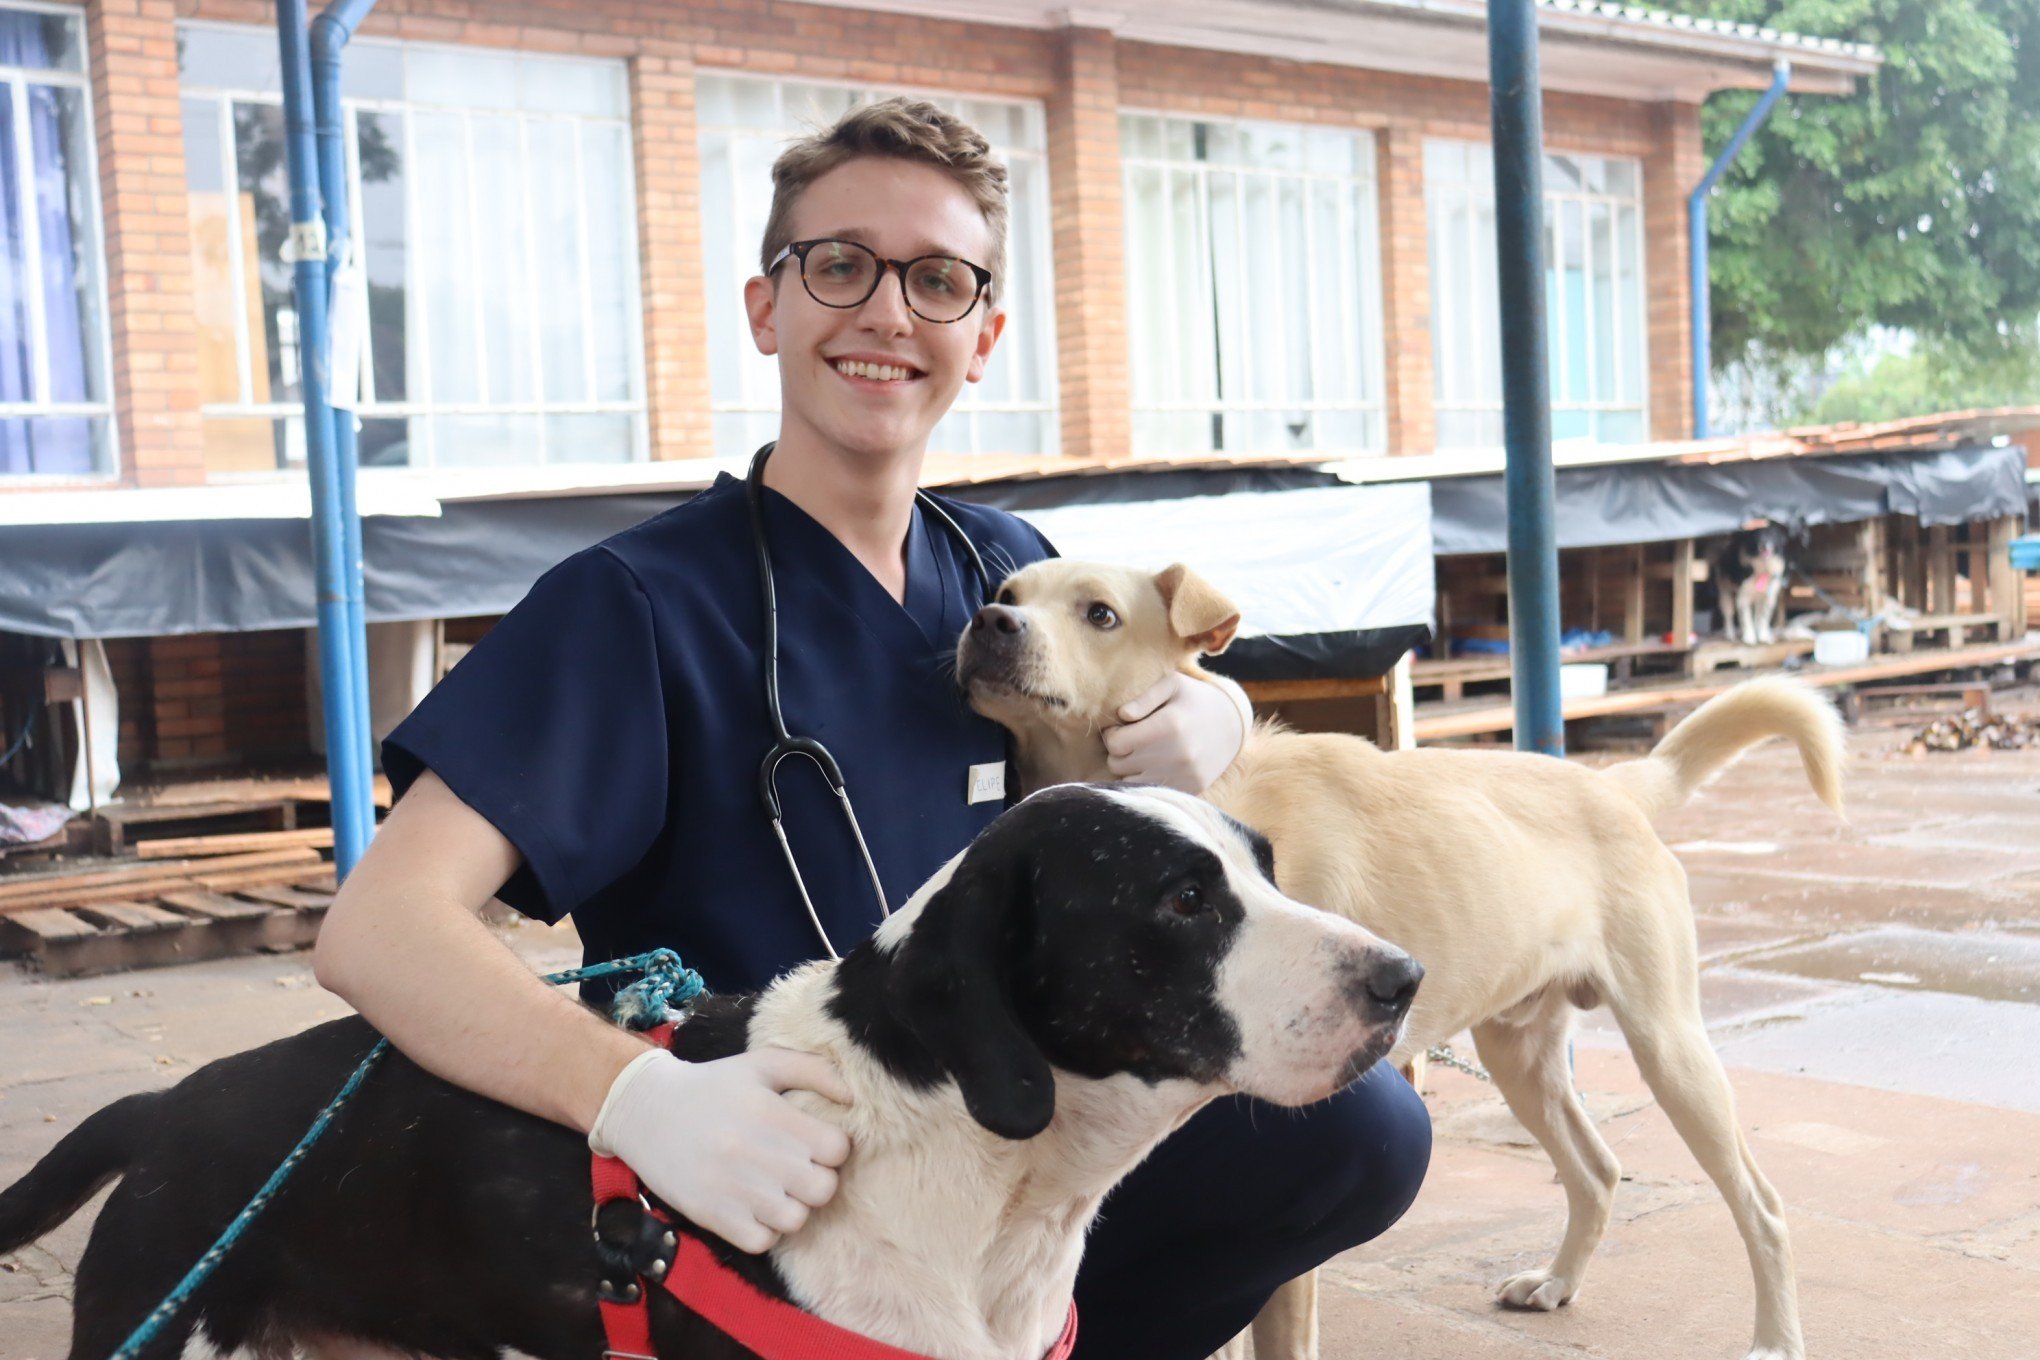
[312,773,645,1134]
[315,883,645,1133]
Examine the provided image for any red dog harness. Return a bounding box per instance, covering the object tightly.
[589,1029,1078,1360]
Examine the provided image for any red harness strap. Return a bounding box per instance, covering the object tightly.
[588,1067,1078,1360]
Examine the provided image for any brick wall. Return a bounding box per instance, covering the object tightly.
[1646,101,1706,442]
[89,0,205,487]
[1046,26,1128,462]
[48,0,1716,772]
[145,0,1702,478]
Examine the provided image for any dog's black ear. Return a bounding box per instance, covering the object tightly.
[885,830,1054,1140]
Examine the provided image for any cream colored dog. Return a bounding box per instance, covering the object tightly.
[957,560,1845,1360]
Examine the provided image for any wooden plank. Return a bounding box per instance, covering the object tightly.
[1241,675,1391,704]
[233,885,335,911]
[190,861,330,895]
[1989,515,2025,636]
[0,855,324,918]
[0,848,324,904]
[1623,544,1647,643]
[1,908,101,941]
[137,828,334,860]
[75,900,192,934]
[157,889,272,922]
[1414,638,2040,741]
[1670,539,1696,653]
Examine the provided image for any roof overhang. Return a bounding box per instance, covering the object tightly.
[802,0,1880,101]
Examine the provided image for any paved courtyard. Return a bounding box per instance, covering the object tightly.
[4,704,2039,1358]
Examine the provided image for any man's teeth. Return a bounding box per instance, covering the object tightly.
[835,359,913,382]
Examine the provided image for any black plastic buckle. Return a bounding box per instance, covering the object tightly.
[592,1193,680,1305]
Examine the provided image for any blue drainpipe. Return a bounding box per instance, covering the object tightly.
[313,0,380,873]
[1691,61,1791,439]
[1488,0,1563,758]
[276,0,374,878]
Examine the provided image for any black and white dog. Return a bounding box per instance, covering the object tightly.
[0,784,1419,1360]
[1714,523,1792,645]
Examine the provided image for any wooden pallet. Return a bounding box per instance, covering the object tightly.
[1412,638,2040,742]
[0,854,334,978]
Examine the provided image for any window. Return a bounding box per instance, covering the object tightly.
[1121,113,1386,458]
[696,75,1058,458]
[1,2,113,477]
[177,24,646,472]
[1426,139,1647,449]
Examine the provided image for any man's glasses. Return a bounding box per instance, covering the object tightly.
[767,238,993,324]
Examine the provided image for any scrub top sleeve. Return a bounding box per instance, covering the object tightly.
[382,548,669,924]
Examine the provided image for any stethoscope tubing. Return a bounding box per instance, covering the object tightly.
[745,442,989,958]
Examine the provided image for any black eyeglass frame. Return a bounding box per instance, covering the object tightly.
[767,238,994,324]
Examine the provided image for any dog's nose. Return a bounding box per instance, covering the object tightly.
[970,604,1027,638]
[1354,951,1423,1019]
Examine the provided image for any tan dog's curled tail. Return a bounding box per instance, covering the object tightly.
[1604,677,1845,821]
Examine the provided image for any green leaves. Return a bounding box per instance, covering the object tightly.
[1683,0,2040,365]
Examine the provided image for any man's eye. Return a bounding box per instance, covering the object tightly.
[912,264,960,295]
[1086,602,1119,630]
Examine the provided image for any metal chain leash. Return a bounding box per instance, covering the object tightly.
[1425,1042,1492,1083]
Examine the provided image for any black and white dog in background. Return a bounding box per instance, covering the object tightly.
[1714,523,1793,645]
[0,784,1420,1360]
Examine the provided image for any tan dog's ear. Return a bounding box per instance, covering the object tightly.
[1155,564,1241,655]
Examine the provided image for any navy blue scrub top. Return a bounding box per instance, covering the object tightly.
[383,471,1055,995]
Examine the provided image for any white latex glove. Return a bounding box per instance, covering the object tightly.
[1101,671,1252,794]
[589,1045,853,1255]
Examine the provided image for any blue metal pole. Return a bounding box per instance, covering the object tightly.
[1488,0,1563,757]
[313,0,380,870]
[1691,61,1791,439]
[277,0,372,877]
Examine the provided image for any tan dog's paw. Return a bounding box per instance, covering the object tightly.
[1496,1267,1578,1311]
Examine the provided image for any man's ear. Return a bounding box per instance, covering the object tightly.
[1155,564,1241,655]
[743,274,780,356]
[965,304,1007,384]
[885,825,1053,1139]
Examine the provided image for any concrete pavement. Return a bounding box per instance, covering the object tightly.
[4,710,2039,1357]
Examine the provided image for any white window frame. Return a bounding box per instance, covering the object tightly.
[0,0,117,480]
[695,72,1059,459]
[176,20,649,472]
[1426,138,1650,451]
[1120,109,1388,458]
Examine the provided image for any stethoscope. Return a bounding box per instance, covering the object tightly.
[745,442,991,958]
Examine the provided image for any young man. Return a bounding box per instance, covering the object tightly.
[314,99,1428,1358]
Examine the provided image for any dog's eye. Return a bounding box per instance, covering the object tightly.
[997,586,1016,606]
[1086,602,1120,630]
[1167,883,1205,917]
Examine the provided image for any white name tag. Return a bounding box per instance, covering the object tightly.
[967,761,1007,805]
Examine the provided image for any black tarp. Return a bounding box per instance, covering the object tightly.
[1428,444,2029,556]
[0,471,1435,679]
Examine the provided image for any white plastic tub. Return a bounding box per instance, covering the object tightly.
[1812,629,1870,666]
[1559,662,1610,699]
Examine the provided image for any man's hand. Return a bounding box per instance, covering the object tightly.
[1102,671,1251,794]
[589,1045,853,1254]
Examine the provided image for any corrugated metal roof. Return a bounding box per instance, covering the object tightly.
[1537,0,1881,65]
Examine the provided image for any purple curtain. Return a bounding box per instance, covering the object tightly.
[1,11,95,475]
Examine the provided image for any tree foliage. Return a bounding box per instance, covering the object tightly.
[1680,1,2040,366]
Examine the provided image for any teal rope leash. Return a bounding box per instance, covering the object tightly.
[109,948,705,1360]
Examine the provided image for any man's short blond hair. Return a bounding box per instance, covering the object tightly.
[761,97,1009,303]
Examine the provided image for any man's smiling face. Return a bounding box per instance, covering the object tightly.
[744,155,1006,465]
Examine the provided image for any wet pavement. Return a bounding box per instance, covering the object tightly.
[1317,701,2040,1358]
[4,701,2039,1357]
